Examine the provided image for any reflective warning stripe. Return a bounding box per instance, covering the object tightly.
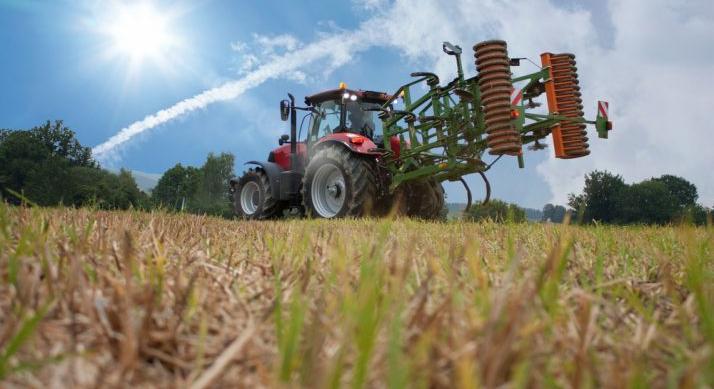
[511,87,523,106]
[598,101,609,118]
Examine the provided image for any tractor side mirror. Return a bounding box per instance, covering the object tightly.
[278,134,290,145]
[279,100,290,121]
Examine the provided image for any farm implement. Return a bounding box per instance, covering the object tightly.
[230,39,613,219]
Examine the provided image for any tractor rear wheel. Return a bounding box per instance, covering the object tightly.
[233,168,285,220]
[302,147,378,218]
[405,179,445,220]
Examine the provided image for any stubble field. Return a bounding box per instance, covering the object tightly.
[0,204,712,388]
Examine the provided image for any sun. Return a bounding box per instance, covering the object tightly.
[102,3,180,66]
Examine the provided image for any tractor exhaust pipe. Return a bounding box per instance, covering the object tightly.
[288,93,298,169]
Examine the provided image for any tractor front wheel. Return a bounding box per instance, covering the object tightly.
[233,168,285,220]
[302,147,378,218]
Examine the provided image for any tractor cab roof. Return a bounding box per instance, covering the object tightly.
[305,88,392,106]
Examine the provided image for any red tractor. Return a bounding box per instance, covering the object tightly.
[230,41,612,220]
[230,87,441,219]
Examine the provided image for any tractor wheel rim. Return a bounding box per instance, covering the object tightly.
[240,181,260,215]
[311,164,345,218]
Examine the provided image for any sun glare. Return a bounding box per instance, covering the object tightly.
[103,3,179,66]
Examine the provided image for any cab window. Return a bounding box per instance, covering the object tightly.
[345,101,383,140]
[311,100,341,142]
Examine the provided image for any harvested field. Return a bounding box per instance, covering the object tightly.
[0,204,712,387]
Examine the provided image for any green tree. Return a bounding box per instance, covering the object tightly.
[680,204,711,225]
[568,170,626,223]
[0,123,80,203]
[22,156,73,205]
[101,169,150,209]
[39,167,147,210]
[651,175,698,210]
[464,199,526,223]
[0,131,53,201]
[152,164,201,211]
[152,153,236,217]
[0,121,145,209]
[542,203,567,223]
[194,152,235,216]
[615,179,679,225]
[31,120,95,167]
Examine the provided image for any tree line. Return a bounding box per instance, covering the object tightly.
[0,121,235,217]
[3,122,711,224]
[567,170,711,225]
[462,171,711,225]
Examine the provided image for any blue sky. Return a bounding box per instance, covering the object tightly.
[1,0,712,208]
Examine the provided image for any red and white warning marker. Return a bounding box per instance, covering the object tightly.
[511,87,523,106]
[597,101,609,119]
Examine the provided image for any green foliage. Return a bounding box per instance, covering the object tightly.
[523,207,544,221]
[152,164,201,210]
[541,203,567,223]
[152,153,235,217]
[463,199,526,223]
[615,179,679,225]
[568,170,626,223]
[569,171,709,225]
[680,204,711,225]
[0,121,147,209]
[652,174,698,209]
[66,167,148,209]
[193,152,235,217]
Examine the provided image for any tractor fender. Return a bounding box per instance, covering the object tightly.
[312,133,382,157]
[233,161,284,199]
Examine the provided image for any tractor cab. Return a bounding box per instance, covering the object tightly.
[230,84,395,220]
[305,86,392,145]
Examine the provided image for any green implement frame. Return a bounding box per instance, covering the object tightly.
[376,41,610,191]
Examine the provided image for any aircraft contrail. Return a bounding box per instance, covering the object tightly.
[92,29,373,160]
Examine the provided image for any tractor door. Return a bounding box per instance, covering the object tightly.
[309,100,342,144]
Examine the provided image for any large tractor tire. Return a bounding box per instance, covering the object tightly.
[233,168,285,220]
[404,179,445,220]
[302,147,378,218]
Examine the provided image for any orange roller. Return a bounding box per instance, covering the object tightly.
[540,52,590,159]
[474,40,522,156]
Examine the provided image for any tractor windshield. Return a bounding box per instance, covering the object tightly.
[311,100,384,142]
[345,101,383,140]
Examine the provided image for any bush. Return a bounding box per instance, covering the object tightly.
[463,199,526,223]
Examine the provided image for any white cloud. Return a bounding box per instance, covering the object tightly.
[536,0,714,206]
[92,29,379,160]
[254,33,302,53]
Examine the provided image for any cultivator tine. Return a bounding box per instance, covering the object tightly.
[540,52,590,159]
[474,40,522,156]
